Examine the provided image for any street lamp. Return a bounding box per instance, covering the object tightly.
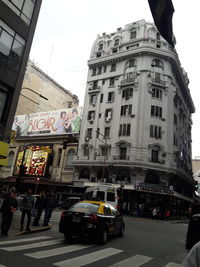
[21,87,48,100]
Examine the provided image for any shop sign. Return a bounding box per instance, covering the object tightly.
[12,107,82,137]
[134,183,174,195]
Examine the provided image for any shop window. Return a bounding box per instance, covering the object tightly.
[65,149,75,167]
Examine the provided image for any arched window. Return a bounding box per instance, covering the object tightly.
[8,151,14,168]
[65,149,75,167]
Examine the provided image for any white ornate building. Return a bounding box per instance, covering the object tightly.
[73,20,195,205]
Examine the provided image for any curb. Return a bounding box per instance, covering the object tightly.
[14,225,51,236]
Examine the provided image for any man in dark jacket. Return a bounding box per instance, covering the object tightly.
[1,191,18,237]
[43,191,57,226]
[33,191,46,226]
[20,189,34,231]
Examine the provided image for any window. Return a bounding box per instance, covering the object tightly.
[57,148,62,167]
[150,125,162,139]
[174,114,177,125]
[102,80,105,85]
[98,43,103,51]
[65,149,75,167]
[112,48,118,53]
[100,94,104,103]
[86,128,92,138]
[130,29,137,39]
[119,124,131,136]
[105,109,112,121]
[152,88,163,100]
[122,88,133,99]
[96,128,100,138]
[92,67,96,76]
[97,66,102,75]
[104,127,110,137]
[8,151,14,168]
[101,147,109,157]
[151,150,159,162]
[109,77,115,86]
[103,65,107,73]
[121,105,132,116]
[152,59,163,69]
[88,111,95,121]
[107,92,114,102]
[67,102,72,108]
[0,89,7,123]
[174,133,178,146]
[129,59,135,67]
[120,147,127,160]
[93,81,98,89]
[0,20,26,69]
[2,0,35,25]
[155,72,161,82]
[114,39,119,46]
[96,52,101,58]
[110,63,116,72]
[90,94,97,104]
[156,32,160,40]
[151,105,162,118]
[84,146,89,156]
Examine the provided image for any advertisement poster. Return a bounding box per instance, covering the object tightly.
[12,107,82,137]
[14,145,52,177]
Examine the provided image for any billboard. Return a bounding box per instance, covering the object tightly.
[12,107,82,137]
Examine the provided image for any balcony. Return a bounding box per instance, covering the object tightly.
[88,86,100,93]
[120,77,138,87]
[151,78,166,86]
[113,156,130,160]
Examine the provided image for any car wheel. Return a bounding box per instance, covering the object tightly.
[98,229,108,245]
[118,223,125,237]
[64,232,72,243]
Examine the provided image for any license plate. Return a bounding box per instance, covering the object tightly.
[72,216,81,222]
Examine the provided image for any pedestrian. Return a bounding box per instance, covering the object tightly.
[165,209,170,221]
[183,241,200,267]
[43,191,57,226]
[152,207,157,219]
[185,204,200,252]
[20,189,35,232]
[33,191,46,226]
[1,191,18,237]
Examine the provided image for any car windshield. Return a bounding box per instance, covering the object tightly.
[68,202,100,214]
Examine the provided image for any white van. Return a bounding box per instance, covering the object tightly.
[84,183,120,209]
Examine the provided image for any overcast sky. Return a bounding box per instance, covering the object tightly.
[30,0,200,158]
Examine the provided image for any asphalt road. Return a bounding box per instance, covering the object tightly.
[0,212,188,267]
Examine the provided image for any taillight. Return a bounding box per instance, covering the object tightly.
[89,213,99,224]
[60,211,65,220]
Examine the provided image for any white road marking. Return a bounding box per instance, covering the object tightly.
[1,239,63,251]
[165,263,181,267]
[109,254,153,267]
[0,236,50,246]
[0,264,7,267]
[25,244,93,259]
[54,247,123,267]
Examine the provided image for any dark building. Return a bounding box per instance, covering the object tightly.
[0,0,42,163]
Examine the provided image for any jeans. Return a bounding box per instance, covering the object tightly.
[44,208,53,226]
[21,210,32,230]
[1,212,13,235]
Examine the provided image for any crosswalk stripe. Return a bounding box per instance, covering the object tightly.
[109,254,153,267]
[1,239,63,251]
[0,264,7,267]
[25,244,93,259]
[0,236,50,246]
[165,263,181,267]
[53,248,123,267]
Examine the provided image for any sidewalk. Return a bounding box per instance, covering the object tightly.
[0,211,51,237]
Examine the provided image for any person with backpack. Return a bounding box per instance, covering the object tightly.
[20,189,34,232]
[1,191,18,237]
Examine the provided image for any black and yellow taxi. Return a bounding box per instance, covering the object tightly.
[59,200,125,244]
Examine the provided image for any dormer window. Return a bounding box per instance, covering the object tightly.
[98,43,103,51]
[130,29,137,39]
[114,39,119,46]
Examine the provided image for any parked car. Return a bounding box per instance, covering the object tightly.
[61,197,81,210]
[59,200,125,244]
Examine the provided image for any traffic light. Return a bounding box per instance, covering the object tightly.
[195,181,199,190]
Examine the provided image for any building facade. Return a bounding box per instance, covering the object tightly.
[74,20,195,211]
[0,0,42,161]
[16,60,79,115]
